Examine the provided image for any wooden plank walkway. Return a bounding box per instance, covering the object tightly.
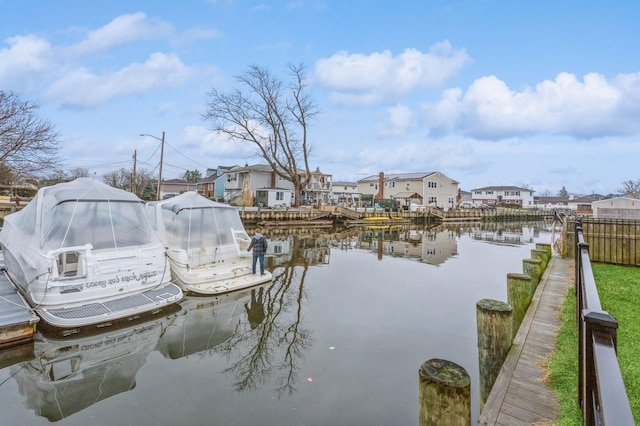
[478,256,574,425]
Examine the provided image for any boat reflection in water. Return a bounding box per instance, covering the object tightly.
[10,305,180,422]
[156,286,266,360]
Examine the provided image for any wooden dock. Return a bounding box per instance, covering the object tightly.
[478,256,574,425]
[0,264,40,347]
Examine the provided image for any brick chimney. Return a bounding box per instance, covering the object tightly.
[376,171,384,199]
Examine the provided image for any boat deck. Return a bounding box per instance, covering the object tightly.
[0,264,39,346]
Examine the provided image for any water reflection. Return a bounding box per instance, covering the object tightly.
[10,310,177,421]
[0,221,557,424]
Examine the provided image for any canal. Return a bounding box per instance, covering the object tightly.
[0,221,556,425]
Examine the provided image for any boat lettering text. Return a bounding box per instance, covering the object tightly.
[85,271,158,288]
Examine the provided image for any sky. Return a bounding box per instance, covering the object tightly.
[1,0,639,196]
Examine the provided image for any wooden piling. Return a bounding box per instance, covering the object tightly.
[531,248,549,271]
[476,298,512,412]
[522,258,542,288]
[507,273,534,339]
[536,243,552,259]
[418,358,471,426]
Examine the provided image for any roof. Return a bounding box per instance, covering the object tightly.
[357,172,437,182]
[228,163,274,173]
[472,185,534,193]
[332,181,357,186]
[392,192,423,199]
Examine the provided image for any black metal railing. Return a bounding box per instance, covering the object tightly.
[575,219,634,425]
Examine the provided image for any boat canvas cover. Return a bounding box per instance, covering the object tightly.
[148,192,247,268]
[0,178,157,285]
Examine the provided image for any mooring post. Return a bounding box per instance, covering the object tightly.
[507,273,534,339]
[531,248,549,272]
[522,258,542,288]
[535,242,552,259]
[418,358,471,426]
[476,298,512,411]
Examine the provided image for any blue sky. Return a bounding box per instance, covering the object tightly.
[1,0,639,195]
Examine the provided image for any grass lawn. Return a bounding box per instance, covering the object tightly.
[548,262,640,425]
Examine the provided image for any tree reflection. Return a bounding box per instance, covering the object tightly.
[215,234,315,397]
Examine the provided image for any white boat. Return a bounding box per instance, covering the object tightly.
[0,178,183,328]
[146,191,272,295]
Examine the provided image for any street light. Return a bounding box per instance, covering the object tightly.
[139,131,165,200]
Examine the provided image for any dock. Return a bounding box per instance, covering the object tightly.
[0,263,40,347]
[478,255,574,425]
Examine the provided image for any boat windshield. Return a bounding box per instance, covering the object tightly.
[162,205,245,251]
[42,200,156,251]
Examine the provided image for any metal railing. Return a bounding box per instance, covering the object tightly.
[575,219,634,425]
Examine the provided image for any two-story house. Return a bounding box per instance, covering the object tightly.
[357,171,459,209]
[224,164,294,207]
[299,168,332,205]
[197,166,235,200]
[160,179,198,199]
[471,186,535,207]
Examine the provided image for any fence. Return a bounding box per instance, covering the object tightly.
[565,218,640,266]
[574,219,634,425]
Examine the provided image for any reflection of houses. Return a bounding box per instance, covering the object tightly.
[266,235,330,267]
[356,226,458,266]
[471,225,536,244]
[592,197,640,219]
[357,171,459,209]
[471,186,534,208]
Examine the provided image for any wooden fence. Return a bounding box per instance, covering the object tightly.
[565,217,640,266]
[574,219,634,425]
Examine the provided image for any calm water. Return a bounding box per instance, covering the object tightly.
[0,221,556,426]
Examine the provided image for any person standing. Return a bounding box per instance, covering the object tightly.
[247,228,268,275]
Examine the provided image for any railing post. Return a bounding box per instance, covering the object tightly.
[582,310,619,426]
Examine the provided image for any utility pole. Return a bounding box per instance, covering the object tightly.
[157,131,165,201]
[132,150,137,194]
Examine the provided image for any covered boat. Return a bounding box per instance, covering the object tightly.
[0,178,183,328]
[146,191,272,294]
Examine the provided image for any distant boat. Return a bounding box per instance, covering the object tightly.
[0,178,183,328]
[146,191,272,295]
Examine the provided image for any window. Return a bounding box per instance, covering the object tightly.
[369,183,375,187]
[276,191,284,201]
[428,196,437,204]
[405,181,410,188]
[486,191,493,195]
[428,181,437,188]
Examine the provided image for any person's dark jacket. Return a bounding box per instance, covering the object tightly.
[248,233,268,256]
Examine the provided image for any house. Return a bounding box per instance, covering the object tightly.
[330,181,361,206]
[299,168,333,205]
[592,197,640,219]
[357,171,459,209]
[471,186,535,208]
[254,188,293,208]
[159,179,197,199]
[224,164,294,207]
[566,194,605,215]
[533,196,569,209]
[197,166,235,200]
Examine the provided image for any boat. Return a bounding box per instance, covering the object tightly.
[146,191,272,295]
[0,178,184,328]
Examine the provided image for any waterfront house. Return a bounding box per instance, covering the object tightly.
[471,185,535,208]
[357,171,459,209]
[197,166,235,200]
[224,164,294,206]
[160,179,197,199]
[299,168,332,205]
[592,196,640,219]
[330,181,361,206]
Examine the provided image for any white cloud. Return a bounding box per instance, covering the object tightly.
[182,125,257,157]
[65,12,173,57]
[314,41,471,106]
[0,34,52,82]
[46,52,194,106]
[425,72,640,139]
[376,103,414,138]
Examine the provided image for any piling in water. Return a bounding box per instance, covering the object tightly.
[418,358,471,426]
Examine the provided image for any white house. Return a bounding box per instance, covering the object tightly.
[330,181,361,206]
[471,186,535,208]
[254,188,293,208]
[592,197,640,219]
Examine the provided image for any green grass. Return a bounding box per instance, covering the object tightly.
[548,263,640,425]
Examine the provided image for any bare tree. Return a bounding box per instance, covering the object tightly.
[103,167,154,197]
[183,169,202,183]
[0,91,61,177]
[620,180,640,198]
[203,64,318,206]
